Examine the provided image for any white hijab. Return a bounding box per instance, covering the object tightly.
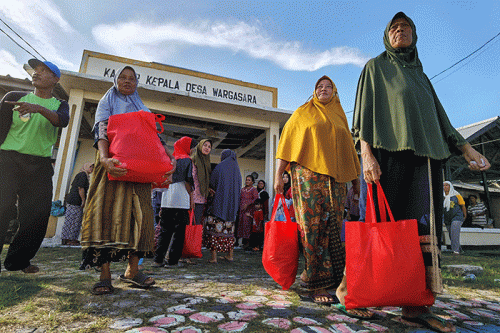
[443,181,460,211]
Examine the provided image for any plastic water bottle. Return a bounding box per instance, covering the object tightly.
[463,274,476,281]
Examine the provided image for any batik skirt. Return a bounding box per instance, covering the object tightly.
[80,152,155,268]
[203,215,235,253]
[61,204,83,241]
[290,163,346,291]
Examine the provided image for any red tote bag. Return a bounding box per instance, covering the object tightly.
[262,194,299,290]
[107,110,172,184]
[181,210,203,258]
[344,182,435,309]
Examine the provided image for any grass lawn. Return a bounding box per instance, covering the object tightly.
[0,246,499,332]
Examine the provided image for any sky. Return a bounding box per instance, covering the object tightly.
[0,0,499,128]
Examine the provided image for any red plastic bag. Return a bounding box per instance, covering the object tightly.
[181,210,203,258]
[262,194,299,290]
[344,182,435,309]
[107,110,172,184]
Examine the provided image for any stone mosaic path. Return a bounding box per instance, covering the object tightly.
[104,292,500,332]
[91,267,500,333]
[6,247,500,333]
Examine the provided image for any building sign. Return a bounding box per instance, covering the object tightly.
[82,55,275,108]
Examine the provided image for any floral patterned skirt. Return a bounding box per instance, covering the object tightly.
[202,215,235,253]
[290,163,346,291]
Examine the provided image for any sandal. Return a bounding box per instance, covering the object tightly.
[22,265,39,274]
[91,279,114,295]
[402,313,454,333]
[309,292,339,305]
[334,304,375,319]
[151,262,164,268]
[119,271,155,288]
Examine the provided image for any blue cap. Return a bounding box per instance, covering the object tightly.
[28,58,61,78]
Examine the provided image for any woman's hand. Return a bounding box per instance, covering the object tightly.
[274,159,289,194]
[166,159,177,175]
[274,174,284,194]
[158,159,176,187]
[159,174,173,187]
[360,140,381,183]
[101,157,127,178]
[460,143,490,172]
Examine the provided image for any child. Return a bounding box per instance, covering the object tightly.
[248,199,265,251]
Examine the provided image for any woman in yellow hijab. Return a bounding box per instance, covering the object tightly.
[274,76,364,312]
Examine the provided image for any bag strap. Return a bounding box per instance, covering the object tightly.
[270,194,292,223]
[365,182,396,223]
[155,114,165,133]
[188,209,195,226]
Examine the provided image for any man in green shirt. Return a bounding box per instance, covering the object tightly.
[0,59,69,273]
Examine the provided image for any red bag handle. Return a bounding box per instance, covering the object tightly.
[188,209,195,226]
[270,194,292,223]
[155,114,165,133]
[365,182,396,223]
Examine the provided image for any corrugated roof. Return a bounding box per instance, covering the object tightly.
[457,116,500,141]
[451,180,500,193]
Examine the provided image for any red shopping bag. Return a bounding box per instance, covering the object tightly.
[262,194,299,290]
[107,111,172,184]
[344,182,435,309]
[182,210,203,258]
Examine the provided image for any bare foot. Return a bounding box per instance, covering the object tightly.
[335,275,347,305]
[402,307,455,333]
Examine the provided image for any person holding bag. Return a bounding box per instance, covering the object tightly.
[80,66,175,295]
[153,136,197,268]
[274,75,361,307]
[352,11,490,332]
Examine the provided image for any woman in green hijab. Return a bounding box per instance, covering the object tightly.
[352,11,489,333]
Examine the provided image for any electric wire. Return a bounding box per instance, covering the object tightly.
[0,17,46,60]
[430,31,500,81]
[432,38,499,85]
[0,26,39,59]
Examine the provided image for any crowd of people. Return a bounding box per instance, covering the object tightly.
[0,11,494,333]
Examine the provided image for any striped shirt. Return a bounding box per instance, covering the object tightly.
[468,202,487,226]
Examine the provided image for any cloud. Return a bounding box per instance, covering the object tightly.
[0,50,30,78]
[0,0,78,69]
[92,20,369,71]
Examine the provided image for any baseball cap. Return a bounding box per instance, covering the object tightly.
[28,58,61,78]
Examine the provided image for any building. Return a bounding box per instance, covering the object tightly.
[21,50,292,244]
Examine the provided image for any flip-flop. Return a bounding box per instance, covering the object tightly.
[91,279,114,295]
[119,272,155,288]
[151,262,164,268]
[21,265,39,274]
[402,313,453,333]
[334,304,375,319]
[307,293,339,305]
